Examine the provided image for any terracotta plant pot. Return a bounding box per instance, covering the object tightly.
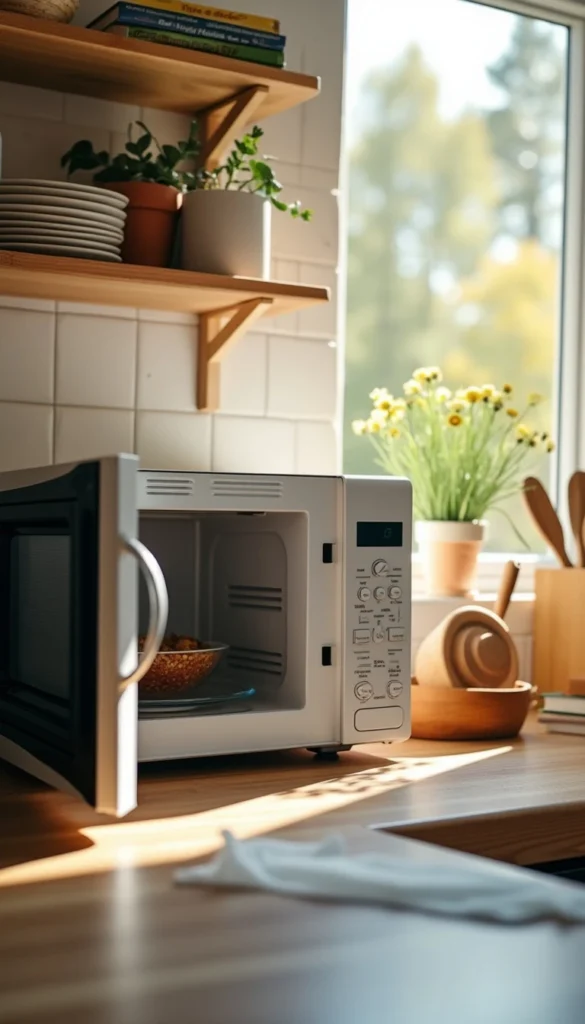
[416,520,486,598]
[181,190,271,277]
[102,182,182,267]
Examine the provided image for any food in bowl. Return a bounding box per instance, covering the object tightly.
[138,634,228,698]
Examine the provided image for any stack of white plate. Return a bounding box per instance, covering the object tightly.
[0,179,128,262]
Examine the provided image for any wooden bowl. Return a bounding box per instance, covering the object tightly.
[139,641,228,698]
[410,678,534,741]
[0,0,78,21]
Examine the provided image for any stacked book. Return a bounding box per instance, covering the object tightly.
[88,1,285,67]
[539,690,585,736]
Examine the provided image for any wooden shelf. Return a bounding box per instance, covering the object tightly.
[0,250,329,410]
[0,12,319,118]
[0,249,328,314]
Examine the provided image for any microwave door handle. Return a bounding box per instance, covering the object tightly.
[120,536,169,689]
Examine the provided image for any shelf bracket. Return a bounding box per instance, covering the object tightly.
[197,297,273,410]
[198,85,269,169]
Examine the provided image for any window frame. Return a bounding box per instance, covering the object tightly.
[342,0,585,592]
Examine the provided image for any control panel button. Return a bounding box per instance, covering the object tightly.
[387,680,404,698]
[389,586,402,600]
[373,586,386,601]
[354,681,374,702]
[388,627,405,642]
[353,629,371,644]
[357,586,371,602]
[354,706,404,732]
[372,626,386,643]
[372,559,389,577]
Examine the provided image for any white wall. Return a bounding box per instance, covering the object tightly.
[0,0,345,474]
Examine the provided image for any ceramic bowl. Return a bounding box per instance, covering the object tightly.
[410,678,535,741]
[139,641,228,698]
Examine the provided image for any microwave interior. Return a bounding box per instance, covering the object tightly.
[138,509,309,718]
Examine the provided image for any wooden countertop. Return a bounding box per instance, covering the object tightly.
[2,714,585,1022]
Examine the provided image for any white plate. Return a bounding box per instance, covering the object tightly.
[0,195,127,220]
[0,182,128,210]
[0,233,121,253]
[0,224,124,241]
[0,211,124,239]
[0,242,122,262]
[0,202,125,228]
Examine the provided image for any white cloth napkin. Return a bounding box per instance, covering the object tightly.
[175,830,585,924]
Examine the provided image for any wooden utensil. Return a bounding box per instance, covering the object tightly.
[568,470,585,567]
[523,476,572,567]
[494,560,520,620]
[414,606,519,689]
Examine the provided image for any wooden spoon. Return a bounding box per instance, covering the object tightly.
[568,470,585,567]
[494,560,520,620]
[523,476,572,567]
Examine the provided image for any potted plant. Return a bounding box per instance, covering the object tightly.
[181,125,311,278]
[61,119,200,267]
[352,367,555,597]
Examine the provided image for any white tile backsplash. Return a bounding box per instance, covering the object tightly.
[268,336,336,419]
[0,82,63,122]
[0,310,55,405]
[0,0,342,478]
[63,95,140,133]
[136,411,211,470]
[56,315,137,408]
[0,403,53,471]
[295,421,338,474]
[55,407,134,462]
[213,416,295,473]
[219,332,267,415]
[137,322,196,412]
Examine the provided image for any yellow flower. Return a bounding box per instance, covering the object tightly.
[404,379,422,396]
[352,419,368,436]
[502,384,513,395]
[375,397,393,412]
[369,408,389,426]
[506,408,519,418]
[481,384,496,400]
[392,397,407,412]
[367,419,381,434]
[447,399,466,414]
[464,386,482,404]
[391,406,406,422]
[369,387,385,402]
[515,423,531,440]
[528,392,544,406]
[427,366,442,382]
[412,367,428,384]
[546,440,555,453]
[390,427,401,438]
[435,386,451,403]
[448,413,463,427]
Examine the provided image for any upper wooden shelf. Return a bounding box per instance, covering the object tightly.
[0,249,329,315]
[0,12,319,117]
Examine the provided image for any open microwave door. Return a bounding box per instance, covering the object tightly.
[0,455,167,816]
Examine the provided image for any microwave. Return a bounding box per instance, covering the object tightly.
[0,455,412,817]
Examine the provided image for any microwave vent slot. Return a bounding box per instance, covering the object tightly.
[212,478,283,500]
[227,584,283,612]
[145,476,195,497]
[227,646,284,677]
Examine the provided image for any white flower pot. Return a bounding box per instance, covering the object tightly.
[416,520,487,598]
[181,190,271,278]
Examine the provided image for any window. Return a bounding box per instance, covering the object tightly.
[342,0,574,557]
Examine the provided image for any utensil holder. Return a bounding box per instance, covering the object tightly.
[533,568,585,692]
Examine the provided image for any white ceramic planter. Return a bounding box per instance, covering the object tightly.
[416,520,487,598]
[181,190,271,278]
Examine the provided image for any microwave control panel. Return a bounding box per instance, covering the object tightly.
[342,476,412,743]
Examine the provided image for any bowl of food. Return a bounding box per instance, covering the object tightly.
[138,634,228,697]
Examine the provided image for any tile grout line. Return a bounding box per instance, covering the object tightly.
[51,310,58,462]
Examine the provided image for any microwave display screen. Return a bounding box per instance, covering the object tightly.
[356,521,403,547]
[10,534,71,699]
